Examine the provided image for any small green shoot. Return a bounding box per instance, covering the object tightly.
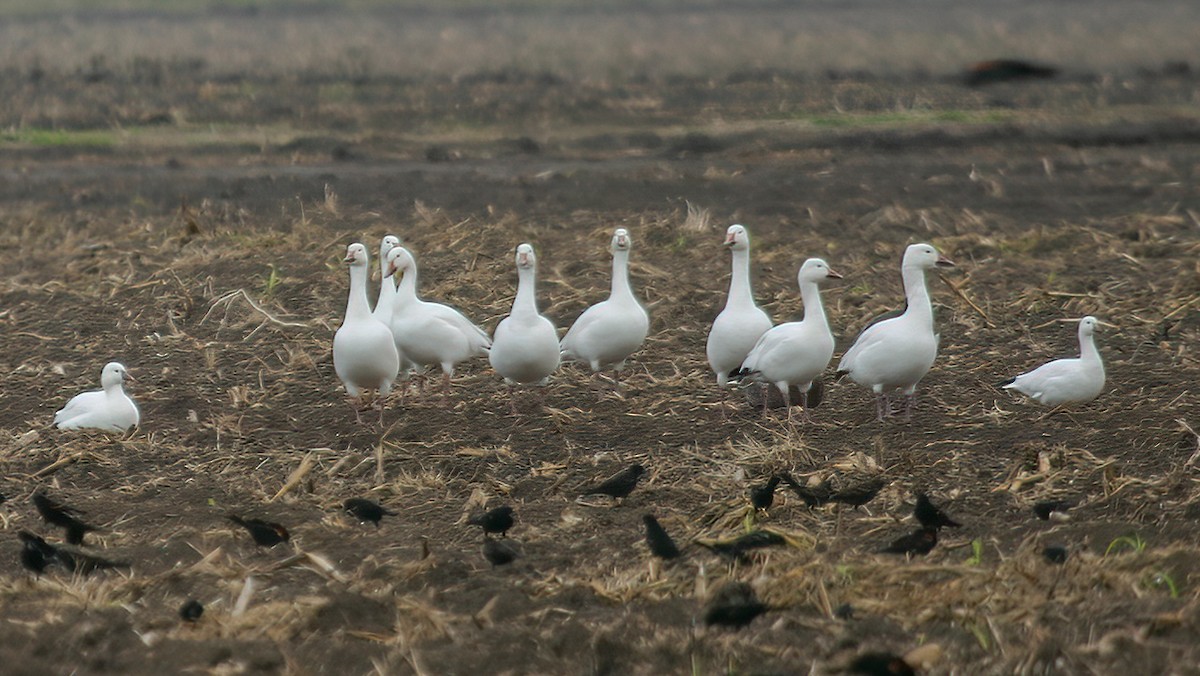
[1148,572,1180,598]
[261,264,282,299]
[965,538,984,566]
[1105,533,1147,556]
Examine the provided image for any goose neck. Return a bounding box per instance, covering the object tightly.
[727,248,755,308]
[346,263,373,319]
[1079,330,1101,365]
[900,264,934,324]
[610,250,633,300]
[799,279,829,328]
[514,266,539,314]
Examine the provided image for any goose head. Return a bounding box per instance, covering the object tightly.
[610,228,632,254]
[101,362,132,388]
[515,243,537,270]
[1077,316,1103,340]
[902,243,955,270]
[723,224,750,251]
[384,246,417,279]
[798,258,843,284]
[343,243,369,268]
[380,234,401,258]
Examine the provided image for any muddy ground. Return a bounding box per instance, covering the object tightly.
[1,3,1200,675]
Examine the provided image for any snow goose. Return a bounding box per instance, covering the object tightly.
[490,243,560,412]
[371,234,416,391]
[1001,316,1106,406]
[333,243,401,423]
[386,245,491,402]
[737,258,842,422]
[706,225,772,400]
[560,228,650,390]
[54,362,139,432]
[836,243,954,420]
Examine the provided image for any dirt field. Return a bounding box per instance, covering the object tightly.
[1,2,1200,674]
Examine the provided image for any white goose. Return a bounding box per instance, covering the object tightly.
[371,234,416,389]
[1002,316,1106,406]
[560,228,650,390]
[738,258,842,422]
[54,362,140,432]
[333,243,401,422]
[836,243,955,420]
[386,245,491,401]
[489,243,561,411]
[706,225,773,395]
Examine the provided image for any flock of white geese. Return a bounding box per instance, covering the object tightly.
[54,225,1108,431]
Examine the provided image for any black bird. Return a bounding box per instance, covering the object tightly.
[1042,546,1068,565]
[914,492,961,530]
[482,537,519,567]
[700,530,787,562]
[881,527,938,556]
[467,505,515,537]
[0,491,7,504]
[343,498,394,527]
[18,531,57,574]
[1033,499,1072,521]
[227,515,290,547]
[580,464,645,500]
[179,599,205,622]
[642,515,682,560]
[749,475,782,511]
[964,59,1058,87]
[848,652,916,676]
[703,581,769,629]
[32,492,99,546]
[834,603,855,621]
[781,474,833,508]
[832,477,887,508]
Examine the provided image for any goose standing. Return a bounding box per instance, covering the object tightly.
[333,243,401,423]
[1001,316,1106,406]
[386,245,491,403]
[706,224,773,408]
[54,362,140,432]
[560,228,650,391]
[371,234,415,393]
[490,243,561,412]
[836,243,954,421]
[737,258,842,423]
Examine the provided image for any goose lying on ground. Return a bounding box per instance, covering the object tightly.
[560,228,649,391]
[736,258,841,423]
[490,243,561,412]
[386,246,491,402]
[836,243,954,421]
[333,243,400,423]
[706,224,772,407]
[54,362,140,432]
[1001,316,1106,406]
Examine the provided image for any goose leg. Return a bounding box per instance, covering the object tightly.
[874,393,888,422]
[903,391,916,420]
[507,383,519,416]
[761,384,771,418]
[799,389,811,423]
[441,371,452,407]
[779,384,792,425]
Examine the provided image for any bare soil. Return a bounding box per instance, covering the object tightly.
[1,4,1199,675]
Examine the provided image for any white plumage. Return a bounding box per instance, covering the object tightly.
[333,243,400,421]
[706,224,772,390]
[1002,316,1106,406]
[560,228,650,389]
[490,243,560,410]
[54,362,140,432]
[386,245,491,400]
[739,258,842,422]
[836,243,955,420]
[371,234,416,386]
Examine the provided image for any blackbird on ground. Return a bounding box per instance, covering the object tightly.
[642,514,681,560]
[913,492,961,529]
[699,530,786,561]
[703,581,769,628]
[468,505,515,537]
[179,599,205,622]
[881,527,938,556]
[749,475,782,511]
[832,477,887,508]
[482,537,519,567]
[343,498,394,527]
[19,530,127,575]
[847,652,916,676]
[227,515,290,547]
[579,464,645,501]
[1043,546,1068,565]
[32,492,100,545]
[1033,499,1073,521]
[781,474,833,508]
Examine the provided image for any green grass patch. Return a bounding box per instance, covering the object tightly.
[2,128,118,148]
